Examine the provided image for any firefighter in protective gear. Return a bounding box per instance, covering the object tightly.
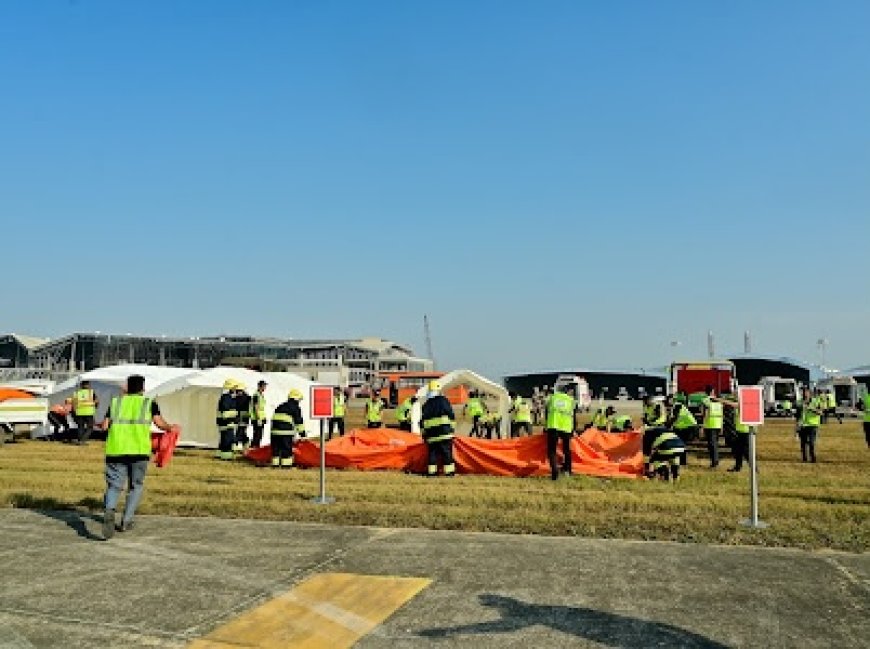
[667,397,698,466]
[509,392,533,437]
[421,380,456,477]
[72,379,99,445]
[250,380,268,448]
[701,386,724,468]
[545,386,576,480]
[365,392,385,428]
[395,396,417,432]
[216,379,239,460]
[233,382,252,452]
[271,389,305,468]
[643,427,686,482]
[329,387,346,439]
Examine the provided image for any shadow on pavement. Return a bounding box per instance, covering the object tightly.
[420,594,729,648]
[11,497,105,542]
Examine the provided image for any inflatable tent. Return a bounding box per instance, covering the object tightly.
[146,367,317,447]
[50,365,196,420]
[411,369,511,439]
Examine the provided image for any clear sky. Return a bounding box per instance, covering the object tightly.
[2,1,868,378]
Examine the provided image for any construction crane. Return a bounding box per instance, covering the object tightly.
[423,315,436,370]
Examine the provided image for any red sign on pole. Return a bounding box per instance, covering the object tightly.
[310,386,334,419]
[738,386,764,427]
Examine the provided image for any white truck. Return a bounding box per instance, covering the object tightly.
[0,397,49,443]
[554,375,592,412]
[816,375,863,417]
[759,376,799,417]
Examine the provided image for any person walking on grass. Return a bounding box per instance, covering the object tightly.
[101,374,174,539]
[797,387,823,463]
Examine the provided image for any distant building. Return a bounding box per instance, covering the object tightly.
[16,332,431,386]
[0,334,48,368]
[504,369,667,400]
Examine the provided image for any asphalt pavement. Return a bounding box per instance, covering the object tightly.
[0,509,867,648]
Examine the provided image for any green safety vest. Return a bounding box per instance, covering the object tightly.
[612,415,632,430]
[250,392,267,422]
[673,405,697,430]
[365,399,383,423]
[73,388,96,417]
[591,408,609,429]
[465,398,484,418]
[702,398,723,430]
[644,403,666,426]
[546,392,575,434]
[106,395,152,457]
[333,394,346,418]
[396,398,412,423]
[864,394,870,423]
[512,397,532,423]
[827,393,837,409]
[734,406,750,434]
[801,398,822,427]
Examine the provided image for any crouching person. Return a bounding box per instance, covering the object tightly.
[271,389,305,468]
[643,427,686,482]
[101,374,174,539]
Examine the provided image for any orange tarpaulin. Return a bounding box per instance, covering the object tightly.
[245,428,643,479]
[0,388,35,402]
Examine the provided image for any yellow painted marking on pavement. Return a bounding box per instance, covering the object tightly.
[188,572,430,649]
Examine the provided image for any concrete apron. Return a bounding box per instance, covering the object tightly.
[0,509,867,648]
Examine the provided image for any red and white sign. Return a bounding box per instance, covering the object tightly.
[738,386,764,427]
[310,386,334,419]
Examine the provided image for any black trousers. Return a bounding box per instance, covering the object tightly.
[704,428,721,467]
[426,439,455,476]
[218,426,235,453]
[732,433,751,470]
[546,429,572,479]
[399,421,412,432]
[367,421,382,429]
[864,422,870,448]
[48,413,69,438]
[329,417,345,439]
[235,417,250,446]
[512,422,531,438]
[75,415,95,443]
[470,415,482,437]
[798,426,818,462]
[271,434,294,462]
[251,421,265,448]
[674,425,698,465]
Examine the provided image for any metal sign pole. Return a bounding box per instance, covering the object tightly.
[740,428,768,529]
[311,409,334,505]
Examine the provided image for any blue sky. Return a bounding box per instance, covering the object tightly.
[2,1,868,378]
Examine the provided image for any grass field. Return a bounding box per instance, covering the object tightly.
[1,408,868,552]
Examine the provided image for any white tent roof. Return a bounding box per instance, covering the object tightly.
[53,364,195,394]
[411,369,511,439]
[147,367,319,447]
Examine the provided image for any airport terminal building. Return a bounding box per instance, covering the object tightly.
[2,332,432,387]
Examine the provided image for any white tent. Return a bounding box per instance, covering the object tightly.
[146,367,318,447]
[411,369,511,439]
[49,364,196,420]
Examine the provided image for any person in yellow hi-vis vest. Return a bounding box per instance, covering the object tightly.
[861,391,870,448]
[71,379,99,445]
[249,380,268,448]
[701,386,724,468]
[545,386,576,480]
[329,387,347,439]
[100,374,174,539]
[365,392,385,429]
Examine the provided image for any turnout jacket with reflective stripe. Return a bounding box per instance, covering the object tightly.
[421,395,455,443]
[216,392,238,430]
[642,428,685,461]
[271,399,304,435]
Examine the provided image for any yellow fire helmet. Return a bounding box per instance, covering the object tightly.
[288,389,303,401]
[427,380,442,392]
[222,379,237,390]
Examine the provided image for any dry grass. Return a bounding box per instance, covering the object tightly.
[1,408,868,552]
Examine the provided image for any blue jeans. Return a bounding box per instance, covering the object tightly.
[104,460,149,524]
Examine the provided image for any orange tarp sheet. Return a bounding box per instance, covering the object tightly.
[245,428,643,479]
[0,388,35,402]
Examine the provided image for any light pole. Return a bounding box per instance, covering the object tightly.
[817,338,828,369]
